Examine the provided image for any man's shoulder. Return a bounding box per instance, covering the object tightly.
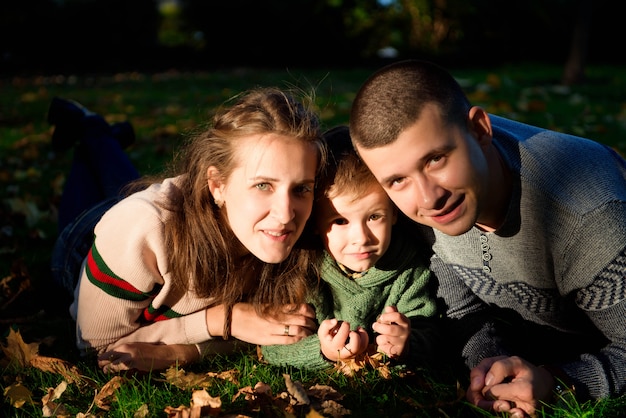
[490,114,602,153]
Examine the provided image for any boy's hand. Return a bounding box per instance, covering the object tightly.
[318,318,369,361]
[372,306,410,359]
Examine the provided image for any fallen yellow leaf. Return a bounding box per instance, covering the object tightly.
[1,328,38,367]
[94,375,127,411]
[41,381,69,417]
[3,382,33,408]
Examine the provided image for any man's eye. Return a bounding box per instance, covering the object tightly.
[429,155,444,166]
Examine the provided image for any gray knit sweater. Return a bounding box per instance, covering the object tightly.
[427,114,626,400]
[261,224,439,371]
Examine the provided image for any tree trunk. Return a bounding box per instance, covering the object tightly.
[562,0,592,85]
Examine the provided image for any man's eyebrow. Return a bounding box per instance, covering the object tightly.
[378,145,454,185]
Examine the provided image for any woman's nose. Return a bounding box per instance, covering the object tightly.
[270,193,295,225]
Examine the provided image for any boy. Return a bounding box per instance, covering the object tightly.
[261,125,439,370]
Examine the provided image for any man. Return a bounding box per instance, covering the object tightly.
[349,59,626,417]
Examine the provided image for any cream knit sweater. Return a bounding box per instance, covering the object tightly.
[69,177,236,357]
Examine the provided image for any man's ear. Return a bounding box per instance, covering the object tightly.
[207,167,224,203]
[468,106,493,148]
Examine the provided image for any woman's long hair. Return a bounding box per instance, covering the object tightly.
[128,87,325,317]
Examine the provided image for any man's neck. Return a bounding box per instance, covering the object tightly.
[475,146,512,232]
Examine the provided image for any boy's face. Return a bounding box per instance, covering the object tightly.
[316,185,397,273]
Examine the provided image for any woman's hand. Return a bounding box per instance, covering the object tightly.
[98,343,200,373]
[372,306,410,359]
[317,318,369,361]
[207,303,317,345]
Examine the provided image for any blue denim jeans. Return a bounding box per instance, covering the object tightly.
[50,196,121,295]
[50,114,139,295]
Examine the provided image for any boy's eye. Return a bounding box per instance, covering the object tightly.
[391,177,404,185]
[369,213,382,221]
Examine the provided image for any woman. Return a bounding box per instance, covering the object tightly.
[49,88,326,372]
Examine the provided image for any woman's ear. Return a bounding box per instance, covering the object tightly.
[207,167,224,206]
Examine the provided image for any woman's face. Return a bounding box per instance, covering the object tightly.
[211,134,318,263]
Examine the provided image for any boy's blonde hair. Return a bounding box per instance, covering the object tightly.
[318,125,382,202]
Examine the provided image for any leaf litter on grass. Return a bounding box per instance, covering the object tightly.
[1,328,358,417]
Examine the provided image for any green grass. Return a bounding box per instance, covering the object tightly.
[2,63,626,417]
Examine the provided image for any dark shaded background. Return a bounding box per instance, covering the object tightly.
[1,0,622,77]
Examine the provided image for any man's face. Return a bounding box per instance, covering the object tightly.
[355,104,490,236]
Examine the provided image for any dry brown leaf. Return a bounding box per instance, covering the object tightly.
[306,384,343,401]
[283,374,309,405]
[94,375,127,411]
[1,328,38,367]
[2,382,33,408]
[191,389,222,409]
[190,389,222,416]
[317,399,351,418]
[306,384,350,418]
[2,329,96,389]
[253,381,271,395]
[207,368,239,385]
[161,366,215,390]
[41,381,69,417]
[233,382,295,416]
[30,354,98,388]
[304,407,326,418]
[231,385,253,402]
[134,403,150,417]
[331,345,392,378]
[164,404,191,418]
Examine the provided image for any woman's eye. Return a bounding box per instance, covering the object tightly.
[294,184,313,195]
[255,183,270,191]
[332,218,348,226]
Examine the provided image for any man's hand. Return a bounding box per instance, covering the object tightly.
[467,355,555,417]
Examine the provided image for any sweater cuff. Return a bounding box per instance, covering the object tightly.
[183,309,212,343]
[261,336,332,371]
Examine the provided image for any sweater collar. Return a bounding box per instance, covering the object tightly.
[336,262,369,279]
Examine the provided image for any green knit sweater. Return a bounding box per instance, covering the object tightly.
[261,225,439,370]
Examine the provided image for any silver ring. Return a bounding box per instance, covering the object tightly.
[284,325,289,336]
